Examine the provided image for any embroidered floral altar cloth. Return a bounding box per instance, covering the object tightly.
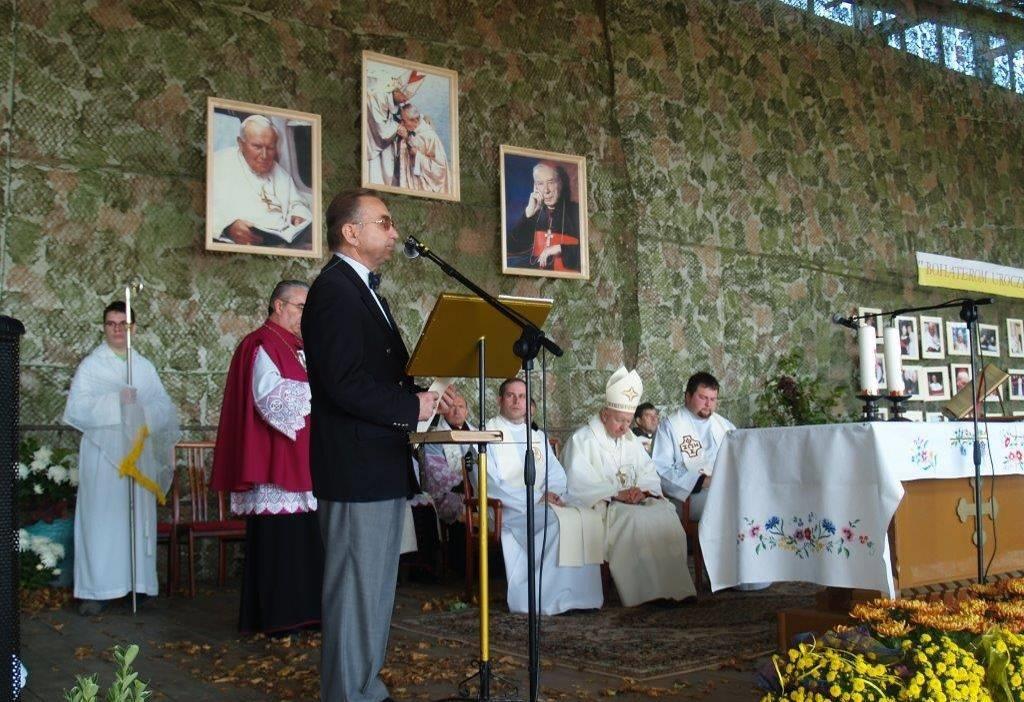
[699,421,1024,597]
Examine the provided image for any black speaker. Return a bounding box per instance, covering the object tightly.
[0,316,25,701]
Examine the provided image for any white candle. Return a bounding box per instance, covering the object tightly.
[858,324,878,395]
[883,326,904,394]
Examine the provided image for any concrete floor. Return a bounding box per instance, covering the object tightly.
[19,580,771,701]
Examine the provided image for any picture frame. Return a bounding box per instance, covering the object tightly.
[901,365,923,400]
[1009,369,1024,401]
[978,323,1001,357]
[946,321,971,356]
[1013,411,1024,418]
[904,410,925,422]
[858,307,884,346]
[949,363,973,395]
[205,97,322,258]
[919,316,945,359]
[895,316,919,360]
[500,144,589,280]
[874,355,887,390]
[986,385,1003,404]
[925,411,947,422]
[361,51,459,202]
[1007,319,1024,358]
[921,366,951,402]
[876,407,890,421]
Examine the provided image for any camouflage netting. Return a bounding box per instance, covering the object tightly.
[1,0,1023,442]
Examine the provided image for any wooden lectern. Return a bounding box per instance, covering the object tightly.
[407,292,552,702]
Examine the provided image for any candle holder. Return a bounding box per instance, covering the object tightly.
[856,393,883,421]
[884,393,913,421]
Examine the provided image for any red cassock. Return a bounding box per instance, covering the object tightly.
[531,230,580,272]
[210,321,312,493]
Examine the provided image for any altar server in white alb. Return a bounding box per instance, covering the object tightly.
[562,367,695,606]
[63,301,180,615]
[481,378,603,615]
[653,372,734,521]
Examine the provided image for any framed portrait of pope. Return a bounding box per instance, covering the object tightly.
[361,51,460,202]
[205,97,322,258]
[499,145,589,280]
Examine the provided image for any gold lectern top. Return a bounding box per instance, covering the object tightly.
[406,293,553,379]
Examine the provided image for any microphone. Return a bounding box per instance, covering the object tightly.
[404,236,423,260]
[831,313,860,330]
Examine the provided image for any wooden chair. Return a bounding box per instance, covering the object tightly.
[681,497,708,593]
[461,452,504,598]
[156,462,181,596]
[173,441,246,597]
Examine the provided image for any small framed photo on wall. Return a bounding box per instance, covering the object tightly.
[858,307,883,345]
[978,323,1000,357]
[895,316,920,360]
[950,363,973,394]
[500,145,589,280]
[205,97,322,258]
[1009,369,1024,401]
[946,321,971,356]
[1007,319,1024,358]
[361,51,460,202]
[921,366,951,402]
[901,365,923,400]
[919,316,945,358]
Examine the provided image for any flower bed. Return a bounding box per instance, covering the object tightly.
[761,578,1024,701]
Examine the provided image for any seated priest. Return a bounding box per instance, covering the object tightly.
[631,401,660,455]
[652,372,735,521]
[562,368,695,606]
[481,378,603,615]
[422,389,475,527]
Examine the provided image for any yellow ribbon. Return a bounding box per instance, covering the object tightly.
[117,424,166,506]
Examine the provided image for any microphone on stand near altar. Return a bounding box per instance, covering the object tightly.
[404,236,425,260]
[831,313,860,330]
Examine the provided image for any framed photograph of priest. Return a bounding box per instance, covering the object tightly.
[205,97,321,258]
[1008,369,1024,401]
[500,145,589,280]
[946,321,971,356]
[978,323,1000,357]
[950,362,973,394]
[1007,318,1024,358]
[361,51,459,202]
[922,366,951,402]
[901,365,923,400]
[919,316,945,359]
[895,316,919,360]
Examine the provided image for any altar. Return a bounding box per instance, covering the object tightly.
[699,421,1024,598]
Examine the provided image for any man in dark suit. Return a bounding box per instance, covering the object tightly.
[302,188,449,702]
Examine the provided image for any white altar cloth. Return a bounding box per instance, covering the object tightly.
[699,421,1024,597]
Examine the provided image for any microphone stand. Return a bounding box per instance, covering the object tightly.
[407,237,561,702]
[842,296,992,583]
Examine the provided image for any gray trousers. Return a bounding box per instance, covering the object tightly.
[318,498,405,702]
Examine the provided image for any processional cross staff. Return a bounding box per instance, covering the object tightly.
[124,279,143,615]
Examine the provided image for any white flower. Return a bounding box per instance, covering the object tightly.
[39,551,57,568]
[52,568,61,576]
[35,563,43,571]
[68,467,79,486]
[17,463,29,480]
[33,446,53,464]
[29,457,47,474]
[17,529,29,552]
[46,465,68,485]
[32,484,43,495]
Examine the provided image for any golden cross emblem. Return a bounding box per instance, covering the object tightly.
[622,386,639,402]
[679,435,702,458]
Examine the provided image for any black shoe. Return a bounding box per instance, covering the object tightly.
[78,599,107,616]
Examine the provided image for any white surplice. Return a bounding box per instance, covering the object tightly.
[481,416,603,615]
[396,117,450,194]
[63,343,179,600]
[562,416,695,606]
[653,408,735,519]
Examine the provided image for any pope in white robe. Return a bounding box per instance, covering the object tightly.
[63,304,179,609]
[210,115,313,246]
[480,379,603,615]
[365,70,425,187]
[396,104,450,195]
[562,368,695,606]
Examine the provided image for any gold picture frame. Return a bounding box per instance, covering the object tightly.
[499,144,589,280]
[361,51,460,202]
[205,97,322,258]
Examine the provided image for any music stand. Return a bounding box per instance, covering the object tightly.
[407,292,552,702]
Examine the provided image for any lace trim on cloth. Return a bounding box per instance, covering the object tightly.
[231,484,318,515]
[255,378,311,440]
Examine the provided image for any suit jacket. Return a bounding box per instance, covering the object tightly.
[302,256,420,502]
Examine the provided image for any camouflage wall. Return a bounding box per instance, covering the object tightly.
[2,0,1023,440]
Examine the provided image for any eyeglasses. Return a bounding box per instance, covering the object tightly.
[355,215,396,231]
[282,301,305,311]
[103,321,133,330]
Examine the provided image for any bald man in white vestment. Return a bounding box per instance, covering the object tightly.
[562,368,695,606]
[480,378,603,615]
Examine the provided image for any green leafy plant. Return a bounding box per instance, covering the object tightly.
[64,645,151,702]
[752,350,847,427]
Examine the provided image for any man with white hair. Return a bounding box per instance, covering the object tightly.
[482,378,603,615]
[365,70,426,187]
[506,162,581,272]
[395,103,450,194]
[562,368,695,606]
[211,115,313,247]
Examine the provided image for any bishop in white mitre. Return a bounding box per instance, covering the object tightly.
[562,367,695,606]
[480,378,603,615]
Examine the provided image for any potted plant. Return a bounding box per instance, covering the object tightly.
[17,437,79,587]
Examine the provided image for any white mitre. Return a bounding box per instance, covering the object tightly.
[605,366,643,413]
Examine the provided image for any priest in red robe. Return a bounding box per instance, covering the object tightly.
[211,280,323,635]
